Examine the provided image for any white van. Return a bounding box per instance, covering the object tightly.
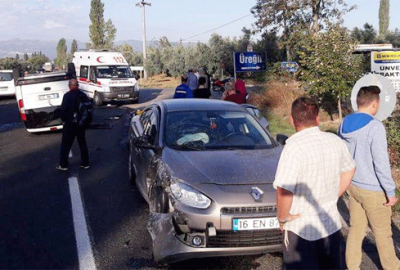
[14,71,72,133]
[72,50,139,106]
[0,70,16,96]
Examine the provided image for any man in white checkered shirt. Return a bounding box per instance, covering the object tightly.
[273,97,355,269]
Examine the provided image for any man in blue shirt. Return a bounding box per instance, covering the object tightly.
[173,75,193,99]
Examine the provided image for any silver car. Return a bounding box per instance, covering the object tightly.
[128,99,284,264]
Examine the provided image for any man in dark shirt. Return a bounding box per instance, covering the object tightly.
[56,79,90,170]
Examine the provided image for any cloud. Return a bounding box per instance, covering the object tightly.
[44,20,66,29]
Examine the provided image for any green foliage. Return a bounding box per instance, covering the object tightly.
[87,0,116,49]
[251,0,355,60]
[379,0,390,37]
[298,24,364,116]
[71,39,78,56]
[0,58,20,70]
[28,54,50,71]
[56,38,67,69]
[385,107,400,166]
[385,28,400,48]
[115,44,143,66]
[144,32,254,78]
[351,23,377,44]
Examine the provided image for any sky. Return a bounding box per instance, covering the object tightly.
[0,0,399,43]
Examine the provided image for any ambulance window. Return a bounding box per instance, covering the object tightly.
[90,67,97,81]
[80,66,89,79]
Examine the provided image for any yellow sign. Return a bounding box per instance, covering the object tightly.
[373,51,400,63]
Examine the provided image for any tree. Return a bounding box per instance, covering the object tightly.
[56,38,68,69]
[71,39,78,56]
[87,0,116,49]
[385,28,400,47]
[351,23,377,44]
[104,19,116,49]
[379,0,390,37]
[28,54,50,70]
[24,53,29,61]
[298,24,364,121]
[116,44,143,66]
[251,0,355,60]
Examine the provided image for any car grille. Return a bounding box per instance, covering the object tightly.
[221,205,277,215]
[207,229,282,248]
[110,86,134,92]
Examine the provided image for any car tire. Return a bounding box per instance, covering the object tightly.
[150,186,169,213]
[93,92,103,107]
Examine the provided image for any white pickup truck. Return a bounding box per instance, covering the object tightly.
[14,70,73,133]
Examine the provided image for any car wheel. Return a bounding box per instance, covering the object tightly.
[93,92,103,106]
[150,186,169,213]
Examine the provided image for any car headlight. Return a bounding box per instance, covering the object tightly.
[170,182,211,209]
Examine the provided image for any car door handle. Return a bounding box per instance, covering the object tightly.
[44,87,51,91]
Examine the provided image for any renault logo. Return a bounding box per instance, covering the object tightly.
[251,187,264,202]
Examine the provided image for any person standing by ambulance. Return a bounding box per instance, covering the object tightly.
[56,79,90,170]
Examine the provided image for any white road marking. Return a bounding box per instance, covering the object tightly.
[69,150,73,158]
[68,177,97,270]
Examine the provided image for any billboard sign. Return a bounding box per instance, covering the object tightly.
[234,52,267,73]
[371,51,400,92]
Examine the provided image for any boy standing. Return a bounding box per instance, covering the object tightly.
[338,85,399,270]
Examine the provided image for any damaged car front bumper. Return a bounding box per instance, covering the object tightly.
[148,212,283,264]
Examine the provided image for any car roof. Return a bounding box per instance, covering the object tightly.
[155,99,245,112]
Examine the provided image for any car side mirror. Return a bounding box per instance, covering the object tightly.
[276,134,288,145]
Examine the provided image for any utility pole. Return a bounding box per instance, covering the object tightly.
[136,0,151,80]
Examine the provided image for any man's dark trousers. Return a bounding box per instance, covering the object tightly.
[283,230,344,269]
[59,123,89,168]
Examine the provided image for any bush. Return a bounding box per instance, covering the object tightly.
[385,109,400,167]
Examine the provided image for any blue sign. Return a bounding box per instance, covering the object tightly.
[281,61,299,73]
[234,52,267,72]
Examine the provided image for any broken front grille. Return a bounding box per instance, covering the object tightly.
[221,205,277,215]
[207,229,282,248]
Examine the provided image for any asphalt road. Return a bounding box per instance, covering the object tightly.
[1,89,397,270]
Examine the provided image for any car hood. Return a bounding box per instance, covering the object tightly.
[162,146,283,185]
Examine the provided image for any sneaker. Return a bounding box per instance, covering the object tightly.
[56,165,68,171]
[80,165,90,169]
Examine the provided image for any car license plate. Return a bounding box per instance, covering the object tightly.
[233,217,279,231]
[39,93,59,100]
[117,94,130,98]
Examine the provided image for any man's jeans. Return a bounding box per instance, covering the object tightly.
[346,184,400,270]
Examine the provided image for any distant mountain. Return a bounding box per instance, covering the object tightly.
[0,38,158,60]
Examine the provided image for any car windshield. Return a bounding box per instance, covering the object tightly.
[165,110,275,151]
[0,72,13,81]
[97,65,133,78]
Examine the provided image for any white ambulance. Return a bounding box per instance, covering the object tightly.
[0,70,16,96]
[72,50,139,106]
